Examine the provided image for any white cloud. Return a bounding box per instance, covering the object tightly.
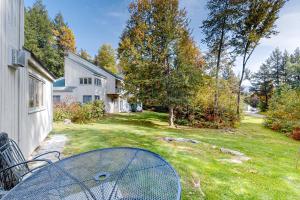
[260,12,300,51]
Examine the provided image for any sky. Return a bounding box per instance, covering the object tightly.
[24,0,300,75]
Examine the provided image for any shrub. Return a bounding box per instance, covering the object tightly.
[265,86,300,135]
[175,77,240,128]
[53,100,105,123]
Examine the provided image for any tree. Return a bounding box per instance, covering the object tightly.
[51,12,76,76]
[287,48,300,89]
[25,0,61,77]
[94,44,117,73]
[251,63,274,111]
[118,0,203,126]
[79,49,92,61]
[233,0,287,116]
[201,0,238,120]
[53,13,76,53]
[266,48,286,88]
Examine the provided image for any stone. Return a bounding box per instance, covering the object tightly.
[219,147,251,164]
[220,147,245,156]
[163,137,199,144]
[64,119,72,125]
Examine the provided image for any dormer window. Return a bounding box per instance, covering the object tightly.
[95,78,102,86]
[80,77,92,85]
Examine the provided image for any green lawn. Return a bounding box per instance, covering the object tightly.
[53,111,300,200]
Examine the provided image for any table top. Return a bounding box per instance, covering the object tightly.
[2,147,181,200]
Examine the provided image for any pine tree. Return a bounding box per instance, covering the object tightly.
[25,0,61,77]
[94,44,117,73]
[287,48,300,89]
[251,63,274,111]
[118,0,203,126]
[267,48,284,88]
[233,0,287,116]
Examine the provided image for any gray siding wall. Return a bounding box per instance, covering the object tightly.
[0,0,24,143]
[0,0,53,158]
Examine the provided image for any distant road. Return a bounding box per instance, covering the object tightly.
[244,111,265,118]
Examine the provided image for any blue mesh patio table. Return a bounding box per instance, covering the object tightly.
[2,147,181,200]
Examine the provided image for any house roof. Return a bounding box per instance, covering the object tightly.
[23,48,56,80]
[68,51,124,81]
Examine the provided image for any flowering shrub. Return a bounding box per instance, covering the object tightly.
[54,100,105,123]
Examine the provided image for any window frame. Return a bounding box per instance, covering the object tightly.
[28,73,45,113]
[79,77,92,85]
[83,95,92,104]
[94,78,102,87]
[53,95,61,104]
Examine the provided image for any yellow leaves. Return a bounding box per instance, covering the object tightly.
[59,26,76,52]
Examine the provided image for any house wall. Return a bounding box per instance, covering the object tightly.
[0,0,53,158]
[19,60,54,157]
[0,0,24,145]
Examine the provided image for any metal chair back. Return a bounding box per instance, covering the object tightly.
[0,133,29,190]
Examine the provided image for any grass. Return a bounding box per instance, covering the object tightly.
[53,111,300,200]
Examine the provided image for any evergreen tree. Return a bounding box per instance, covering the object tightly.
[251,63,274,111]
[94,44,117,73]
[118,0,203,126]
[287,48,300,89]
[233,0,287,116]
[25,0,61,77]
[267,48,284,88]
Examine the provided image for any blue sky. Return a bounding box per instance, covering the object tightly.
[24,0,300,74]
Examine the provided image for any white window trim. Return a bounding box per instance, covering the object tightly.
[28,73,45,114]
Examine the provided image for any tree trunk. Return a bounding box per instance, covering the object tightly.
[237,60,247,116]
[214,19,226,121]
[168,105,175,127]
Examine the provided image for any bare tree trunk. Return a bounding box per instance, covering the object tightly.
[214,18,226,121]
[237,60,246,116]
[168,105,174,127]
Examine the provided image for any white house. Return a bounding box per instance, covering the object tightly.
[53,52,131,113]
[0,0,55,158]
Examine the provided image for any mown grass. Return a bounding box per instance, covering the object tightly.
[53,111,300,200]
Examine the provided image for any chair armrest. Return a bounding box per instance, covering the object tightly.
[0,159,52,180]
[32,151,61,161]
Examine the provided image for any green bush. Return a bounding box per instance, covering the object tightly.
[175,77,240,128]
[53,100,105,123]
[265,86,300,134]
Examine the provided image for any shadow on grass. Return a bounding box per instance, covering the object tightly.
[96,111,169,129]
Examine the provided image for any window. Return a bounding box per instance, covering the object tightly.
[80,77,92,85]
[83,95,92,103]
[29,75,44,109]
[53,95,61,104]
[95,95,100,100]
[94,78,102,86]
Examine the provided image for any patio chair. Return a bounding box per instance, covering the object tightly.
[0,132,61,195]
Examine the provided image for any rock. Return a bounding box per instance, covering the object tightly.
[163,137,199,144]
[220,147,245,156]
[64,119,72,125]
[219,147,251,164]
